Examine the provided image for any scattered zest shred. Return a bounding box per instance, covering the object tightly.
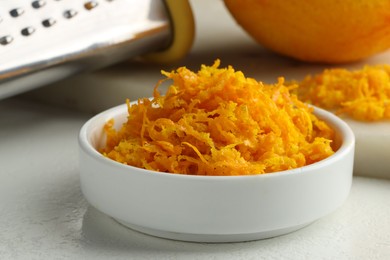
[100,60,335,176]
[294,64,390,121]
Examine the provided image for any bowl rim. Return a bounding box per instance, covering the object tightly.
[79,102,355,181]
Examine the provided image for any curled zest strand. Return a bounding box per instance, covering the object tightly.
[181,141,208,164]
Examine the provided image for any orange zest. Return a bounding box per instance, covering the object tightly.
[295,65,390,121]
[100,60,335,175]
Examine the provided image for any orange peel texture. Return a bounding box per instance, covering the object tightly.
[101,60,335,176]
[224,0,390,63]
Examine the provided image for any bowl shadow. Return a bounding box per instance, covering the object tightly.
[80,205,303,257]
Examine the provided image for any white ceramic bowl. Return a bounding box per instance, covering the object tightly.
[79,103,355,243]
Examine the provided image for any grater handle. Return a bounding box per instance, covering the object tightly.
[145,0,194,64]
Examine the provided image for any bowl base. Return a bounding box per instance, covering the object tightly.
[114,219,312,243]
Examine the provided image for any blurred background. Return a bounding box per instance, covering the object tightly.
[15,0,390,114]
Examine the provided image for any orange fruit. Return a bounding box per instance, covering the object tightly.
[224,0,390,63]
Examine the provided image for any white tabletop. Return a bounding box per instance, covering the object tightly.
[2,0,390,259]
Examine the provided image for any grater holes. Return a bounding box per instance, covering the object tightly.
[63,9,78,19]
[32,0,47,9]
[0,35,13,45]
[2,0,110,45]
[21,27,36,36]
[84,1,98,10]
[10,8,25,18]
[42,18,56,27]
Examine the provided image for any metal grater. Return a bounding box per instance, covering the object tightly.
[0,0,194,99]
